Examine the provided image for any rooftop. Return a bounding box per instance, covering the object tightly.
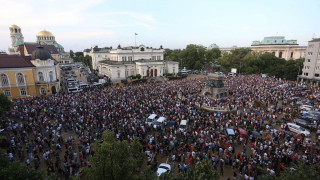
[309,38,320,42]
[252,36,298,46]
[0,54,35,68]
[24,43,59,54]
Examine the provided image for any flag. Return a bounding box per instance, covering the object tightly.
[135,33,138,35]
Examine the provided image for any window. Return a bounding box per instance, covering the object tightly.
[4,90,11,97]
[131,70,134,75]
[308,59,311,62]
[157,56,161,60]
[16,73,24,84]
[40,88,46,95]
[1,74,9,86]
[305,73,309,76]
[173,67,176,73]
[49,71,53,82]
[279,52,282,58]
[125,70,128,77]
[128,56,133,61]
[38,72,44,81]
[117,70,121,78]
[308,52,313,55]
[315,74,320,77]
[291,52,293,58]
[122,57,127,61]
[152,56,156,60]
[20,88,26,96]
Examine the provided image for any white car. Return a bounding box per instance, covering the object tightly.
[157,163,171,177]
[287,123,311,136]
[146,114,158,126]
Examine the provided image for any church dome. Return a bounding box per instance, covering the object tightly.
[31,46,53,60]
[37,30,54,37]
[10,24,20,29]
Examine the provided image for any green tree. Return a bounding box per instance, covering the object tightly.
[0,150,44,180]
[0,93,12,116]
[84,131,152,180]
[70,50,74,58]
[206,48,221,63]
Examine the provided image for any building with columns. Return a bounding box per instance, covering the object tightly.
[97,45,178,82]
[250,36,306,60]
[299,38,320,84]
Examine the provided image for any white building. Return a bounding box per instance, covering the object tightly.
[97,45,178,82]
[83,46,111,70]
[300,38,320,84]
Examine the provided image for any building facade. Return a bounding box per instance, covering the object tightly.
[299,38,320,84]
[8,25,73,64]
[83,46,111,70]
[0,46,60,99]
[97,45,178,82]
[250,36,306,60]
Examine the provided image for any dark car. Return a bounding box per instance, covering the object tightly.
[294,118,316,129]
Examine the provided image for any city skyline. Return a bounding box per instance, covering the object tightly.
[0,0,319,52]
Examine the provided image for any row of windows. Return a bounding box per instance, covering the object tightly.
[152,56,161,60]
[304,66,310,69]
[0,71,55,87]
[2,87,47,97]
[1,73,25,86]
[38,36,54,41]
[308,52,313,55]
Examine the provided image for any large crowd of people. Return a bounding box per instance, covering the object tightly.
[1,74,320,179]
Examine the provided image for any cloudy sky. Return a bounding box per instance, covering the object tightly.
[0,0,319,52]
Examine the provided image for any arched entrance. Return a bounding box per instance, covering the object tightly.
[151,69,154,77]
[147,70,150,77]
[51,86,57,94]
[154,69,157,77]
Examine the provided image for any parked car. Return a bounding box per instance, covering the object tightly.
[157,163,171,177]
[179,120,187,131]
[294,118,316,129]
[287,123,310,136]
[146,114,158,126]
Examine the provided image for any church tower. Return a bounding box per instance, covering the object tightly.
[9,24,24,54]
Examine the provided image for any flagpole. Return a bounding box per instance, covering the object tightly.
[135,33,138,47]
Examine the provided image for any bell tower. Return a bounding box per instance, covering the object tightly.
[9,24,24,54]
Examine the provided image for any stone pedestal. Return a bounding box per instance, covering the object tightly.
[202,72,227,99]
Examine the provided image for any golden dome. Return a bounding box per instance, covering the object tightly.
[10,24,20,29]
[37,30,54,37]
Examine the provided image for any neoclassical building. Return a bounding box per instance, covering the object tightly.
[96,45,178,82]
[0,46,60,99]
[8,24,73,64]
[83,46,112,70]
[250,36,306,60]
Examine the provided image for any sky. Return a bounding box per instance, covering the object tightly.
[0,0,319,52]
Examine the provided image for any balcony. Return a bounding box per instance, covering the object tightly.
[36,79,59,85]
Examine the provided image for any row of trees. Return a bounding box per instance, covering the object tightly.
[70,50,93,71]
[165,45,304,81]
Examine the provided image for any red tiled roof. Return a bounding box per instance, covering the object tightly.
[24,43,59,54]
[0,54,35,68]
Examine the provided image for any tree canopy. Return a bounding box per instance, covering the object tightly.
[0,93,12,115]
[84,131,155,180]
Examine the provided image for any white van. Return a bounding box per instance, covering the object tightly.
[153,117,166,129]
[146,114,158,126]
[68,87,83,93]
[179,120,187,131]
[287,123,310,136]
[300,105,313,111]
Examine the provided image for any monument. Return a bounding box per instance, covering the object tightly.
[203,61,227,99]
